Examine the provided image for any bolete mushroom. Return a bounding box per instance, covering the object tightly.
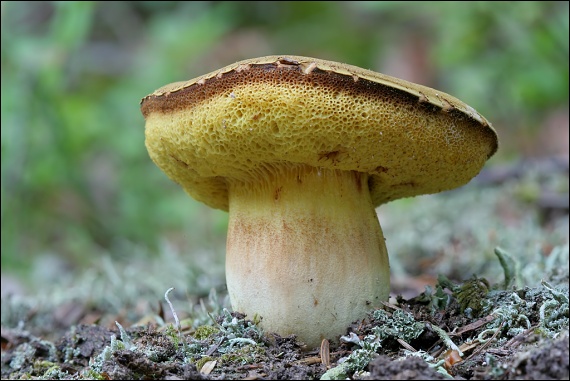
[141,55,498,347]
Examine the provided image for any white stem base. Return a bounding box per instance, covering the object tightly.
[226,165,390,348]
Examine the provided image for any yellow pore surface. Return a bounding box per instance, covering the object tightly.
[142,57,498,211]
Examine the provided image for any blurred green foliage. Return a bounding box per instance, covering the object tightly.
[1,2,568,281]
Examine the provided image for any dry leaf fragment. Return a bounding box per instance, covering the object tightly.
[200,360,217,375]
[320,339,330,368]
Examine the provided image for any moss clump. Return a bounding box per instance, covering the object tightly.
[220,344,265,366]
[456,276,490,316]
[193,325,220,340]
[80,369,107,380]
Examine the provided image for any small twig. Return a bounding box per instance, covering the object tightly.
[450,314,496,336]
[486,348,511,356]
[236,364,263,371]
[463,321,504,363]
[455,340,481,356]
[206,336,227,356]
[397,338,417,352]
[380,301,402,311]
[504,325,538,349]
[294,356,322,366]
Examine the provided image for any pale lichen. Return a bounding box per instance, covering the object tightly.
[482,279,569,339]
[370,309,425,342]
[320,335,380,380]
[321,308,425,380]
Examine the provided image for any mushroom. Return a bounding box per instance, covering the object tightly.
[140,55,498,348]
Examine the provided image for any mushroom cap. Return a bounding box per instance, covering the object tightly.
[141,55,498,211]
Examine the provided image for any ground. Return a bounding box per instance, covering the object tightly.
[1,158,569,380]
[1,282,569,380]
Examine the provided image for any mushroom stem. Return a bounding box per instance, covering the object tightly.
[225,165,390,347]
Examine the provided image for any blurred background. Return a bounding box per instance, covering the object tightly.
[1,1,568,305]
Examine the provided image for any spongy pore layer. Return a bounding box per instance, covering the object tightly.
[142,55,498,211]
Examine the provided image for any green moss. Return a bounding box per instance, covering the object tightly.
[33,360,55,372]
[220,344,265,366]
[193,325,220,340]
[252,313,262,325]
[80,369,107,380]
[41,365,70,380]
[165,324,181,347]
[456,276,490,316]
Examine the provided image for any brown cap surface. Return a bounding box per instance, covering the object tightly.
[141,55,498,211]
